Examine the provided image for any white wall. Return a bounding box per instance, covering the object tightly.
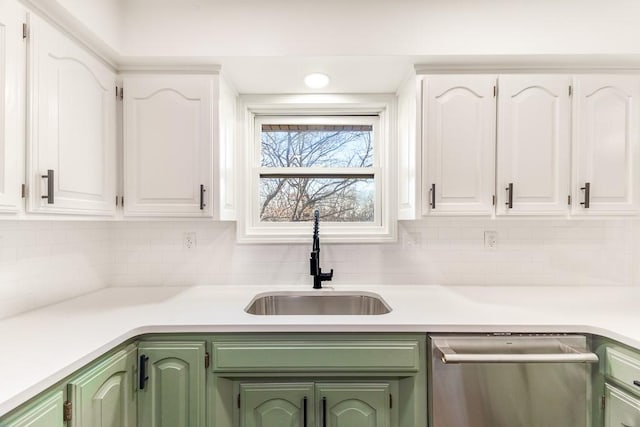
[51,0,122,50]
[635,219,640,284]
[108,219,636,288]
[119,0,640,57]
[24,0,640,58]
[0,218,637,320]
[0,222,111,320]
[23,0,123,54]
[1,0,639,320]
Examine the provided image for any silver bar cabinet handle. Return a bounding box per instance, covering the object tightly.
[436,345,598,364]
[41,169,54,204]
[505,183,513,209]
[430,183,436,209]
[199,184,206,210]
[580,182,590,209]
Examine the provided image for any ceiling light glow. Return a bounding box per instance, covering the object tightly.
[304,73,330,89]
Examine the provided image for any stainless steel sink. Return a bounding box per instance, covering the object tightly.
[245,291,392,315]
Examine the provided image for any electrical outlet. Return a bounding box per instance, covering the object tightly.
[484,231,497,249]
[183,232,196,249]
[403,232,421,249]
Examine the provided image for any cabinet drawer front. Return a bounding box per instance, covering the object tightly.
[606,384,640,427]
[212,341,419,372]
[607,347,640,393]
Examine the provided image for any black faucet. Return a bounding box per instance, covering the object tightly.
[310,210,333,289]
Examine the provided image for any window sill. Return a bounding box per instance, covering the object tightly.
[236,222,397,244]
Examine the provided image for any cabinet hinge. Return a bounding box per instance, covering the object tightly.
[493,85,497,97]
[21,184,26,198]
[237,393,241,408]
[22,23,28,40]
[205,352,210,369]
[601,395,606,410]
[390,394,392,409]
[492,195,496,206]
[568,195,571,205]
[63,400,72,421]
[569,85,573,96]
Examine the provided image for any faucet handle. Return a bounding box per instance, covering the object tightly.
[320,268,333,282]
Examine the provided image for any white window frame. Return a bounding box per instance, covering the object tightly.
[237,94,397,243]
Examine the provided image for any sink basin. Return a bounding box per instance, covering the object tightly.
[245,291,392,315]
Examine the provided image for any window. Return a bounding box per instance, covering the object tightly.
[239,95,396,243]
[259,117,377,223]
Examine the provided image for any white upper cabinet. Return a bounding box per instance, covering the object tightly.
[496,75,571,215]
[0,0,25,213]
[423,75,496,215]
[573,75,640,215]
[122,75,216,217]
[27,13,116,215]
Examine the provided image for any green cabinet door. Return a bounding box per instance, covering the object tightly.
[138,341,206,427]
[67,344,137,427]
[604,383,640,427]
[1,390,65,427]
[316,383,390,427]
[239,383,314,427]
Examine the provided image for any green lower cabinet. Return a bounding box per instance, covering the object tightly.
[237,382,391,427]
[137,341,206,427]
[67,344,137,427]
[1,390,65,427]
[604,383,640,427]
[240,383,314,427]
[316,383,390,427]
[2,334,422,427]
[594,339,640,427]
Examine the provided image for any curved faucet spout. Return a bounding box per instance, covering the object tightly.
[310,209,333,289]
[313,210,320,252]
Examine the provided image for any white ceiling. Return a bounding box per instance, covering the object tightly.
[218,56,415,94]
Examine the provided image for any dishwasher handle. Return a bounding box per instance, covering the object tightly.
[435,342,599,364]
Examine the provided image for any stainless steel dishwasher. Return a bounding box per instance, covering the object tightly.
[429,334,599,427]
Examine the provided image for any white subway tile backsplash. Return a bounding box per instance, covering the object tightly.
[0,221,111,320]
[0,217,637,319]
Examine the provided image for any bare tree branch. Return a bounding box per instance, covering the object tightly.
[259,126,374,222]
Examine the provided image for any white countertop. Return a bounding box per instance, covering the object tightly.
[0,284,638,416]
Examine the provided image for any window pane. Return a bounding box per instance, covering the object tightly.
[261,124,374,168]
[260,177,374,222]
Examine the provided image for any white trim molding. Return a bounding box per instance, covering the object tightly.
[237,94,397,243]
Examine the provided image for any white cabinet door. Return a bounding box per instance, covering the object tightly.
[573,75,640,214]
[123,75,215,217]
[423,75,496,215]
[496,75,571,215]
[0,0,25,213]
[27,13,116,215]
